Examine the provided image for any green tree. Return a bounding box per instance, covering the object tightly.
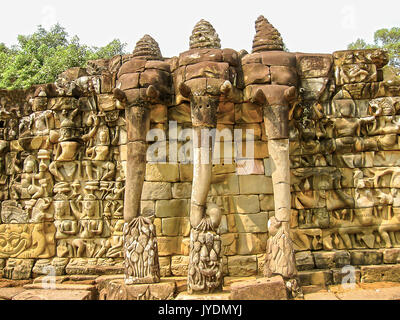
[0,24,127,89]
[348,27,400,73]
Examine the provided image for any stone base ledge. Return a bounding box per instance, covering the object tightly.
[229,276,287,300]
[102,279,176,300]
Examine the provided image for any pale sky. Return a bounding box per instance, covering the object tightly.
[1,0,399,57]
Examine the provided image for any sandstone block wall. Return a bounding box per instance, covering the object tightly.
[0,46,399,284]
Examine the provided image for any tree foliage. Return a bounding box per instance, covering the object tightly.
[0,24,127,89]
[348,27,400,73]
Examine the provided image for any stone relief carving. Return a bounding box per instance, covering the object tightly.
[0,16,399,295]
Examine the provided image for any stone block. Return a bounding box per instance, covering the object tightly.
[233,213,268,233]
[179,164,193,182]
[104,279,176,300]
[314,251,350,269]
[162,217,189,236]
[13,289,93,300]
[331,267,361,285]
[239,175,273,194]
[210,174,240,195]
[97,94,118,111]
[227,255,257,276]
[221,233,238,256]
[298,270,333,286]
[257,253,266,275]
[235,103,263,123]
[0,287,26,300]
[233,195,260,214]
[242,63,270,86]
[350,250,383,266]
[145,164,179,182]
[260,51,296,67]
[159,257,172,277]
[158,237,182,256]
[236,140,269,159]
[296,53,333,79]
[259,194,275,211]
[172,183,192,199]
[117,59,146,77]
[171,256,189,276]
[361,265,400,283]
[3,259,34,280]
[142,182,172,200]
[185,61,230,81]
[141,201,155,216]
[295,251,315,271]
[270,66,298,86]
[155,199,189,218]
[237,233,267,255]
[229,276,287,300]
[383,248,400,264]
[236,160,265,175]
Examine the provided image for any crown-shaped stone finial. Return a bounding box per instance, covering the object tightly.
[252,15,284,53]
[132,34,162,60]
[189,19,221,50]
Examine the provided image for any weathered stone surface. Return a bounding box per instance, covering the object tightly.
[350,250,383,266]
[227,255,257,276]
[145,164,179,182]
[4,259,34,280]
[13,289,93,300]
[233,213,268,233]
[242,63,270,86]
[162,217,189,236]
[239,175,273,194]
[304,292,339,300]
[314,251,350,269]
[142,182,172,200]
[156,199,188,218]
[0,287,26,300]
[296,53,333,79]
[237,233,267,255]
[171,255,189,276]
[295,251,315,271]
[332,267,361,285]
[229,276,287,300]
[104,279,176,300]
[298,270,333,286]
[65,259,124,275]
[175,291,230,300]
[157,237,181,256]
[233,195,261,214]
[172,183,192,199]
[361,265,400,283]
[383,249,400,264]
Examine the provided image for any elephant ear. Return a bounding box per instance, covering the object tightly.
[113,88,127,102]
[251,88,267,106]
[146,85,159,101]
[284,86,298,104]
[179,82,192,98]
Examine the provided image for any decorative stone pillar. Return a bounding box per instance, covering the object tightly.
[244,16,302,298]
[114,35,171,285]
[177,20,237,294]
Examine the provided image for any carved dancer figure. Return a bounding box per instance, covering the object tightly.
[244,16,302,298]
[114,35,171,284]
[178,20,236,294]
